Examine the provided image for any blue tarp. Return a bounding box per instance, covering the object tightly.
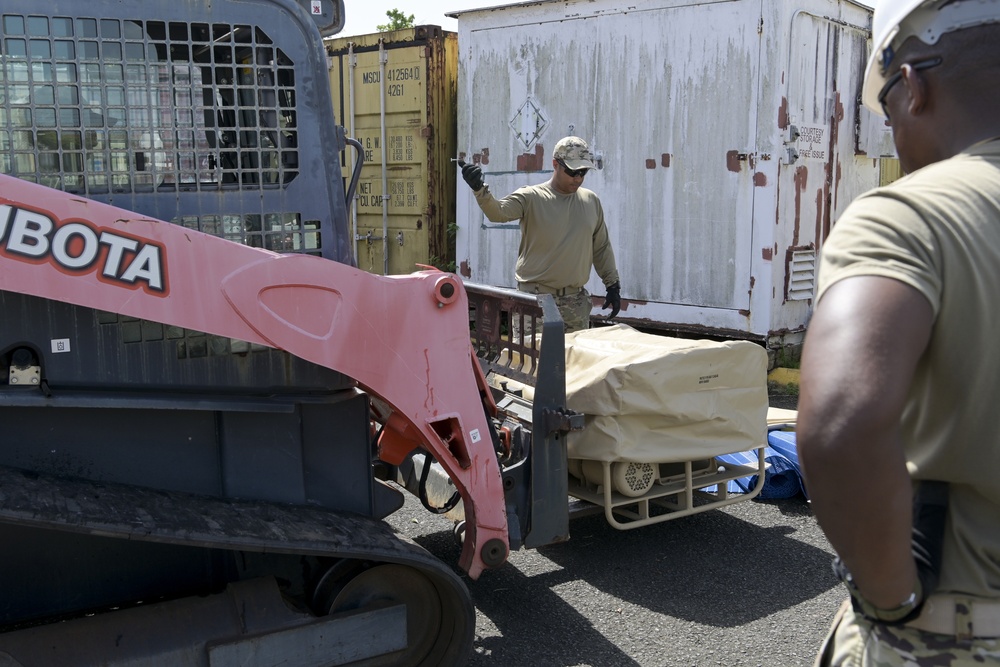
[717,430,807,499]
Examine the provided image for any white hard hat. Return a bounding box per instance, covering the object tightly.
[862,0,1000,114]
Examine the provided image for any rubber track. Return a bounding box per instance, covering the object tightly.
[0,463,474,659]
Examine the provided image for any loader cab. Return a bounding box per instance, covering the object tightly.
[0,1,353,263]
[0,0,359,396]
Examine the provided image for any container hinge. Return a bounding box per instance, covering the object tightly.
[396,231,405,246]
[782,124,801,164]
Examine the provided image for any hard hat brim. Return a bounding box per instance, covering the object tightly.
[861,0,1000,116]
[861,49,889,116]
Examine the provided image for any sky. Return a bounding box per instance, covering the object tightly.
[337,0,873,37]
[339,0,504,37]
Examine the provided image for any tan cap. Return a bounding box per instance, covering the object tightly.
[553,136,596,171]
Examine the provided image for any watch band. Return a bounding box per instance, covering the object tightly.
[832,557,925,625]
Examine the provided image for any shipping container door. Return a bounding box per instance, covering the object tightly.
[331,41,431,274]
[773,10,870,306]
[458,0,764,329]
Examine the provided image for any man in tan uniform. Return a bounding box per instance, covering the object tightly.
[460,136,620,332]
[798,0,1000,664]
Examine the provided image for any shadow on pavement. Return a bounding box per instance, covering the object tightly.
[409,494,836,666]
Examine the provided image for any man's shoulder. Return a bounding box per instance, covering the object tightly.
[480,182,549,204]
[510,182,555,199]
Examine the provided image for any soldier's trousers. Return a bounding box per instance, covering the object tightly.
[513,287,592,341]
[553,288,593,333]
[815,598,1000,666]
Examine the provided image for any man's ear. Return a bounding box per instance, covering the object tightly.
[900,63,929,116]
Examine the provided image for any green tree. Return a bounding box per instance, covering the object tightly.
[377,9,415,32]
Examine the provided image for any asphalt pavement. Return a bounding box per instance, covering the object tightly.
[388,394,847,667]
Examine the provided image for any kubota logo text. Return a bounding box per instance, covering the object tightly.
[0,204,167,295]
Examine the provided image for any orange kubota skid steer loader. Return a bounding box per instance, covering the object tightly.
[0,1,574,664]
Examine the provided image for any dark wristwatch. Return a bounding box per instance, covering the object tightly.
[832,557,925,625]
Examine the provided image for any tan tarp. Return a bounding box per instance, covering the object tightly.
[564,324,769,463]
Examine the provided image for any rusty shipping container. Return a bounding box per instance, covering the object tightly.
[450,0,895,353]
[326,26,458,275]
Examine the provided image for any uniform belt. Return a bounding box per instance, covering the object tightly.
[906,595,1000,639]
[517,282,581,297]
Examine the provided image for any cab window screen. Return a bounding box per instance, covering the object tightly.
[0,14,299,195]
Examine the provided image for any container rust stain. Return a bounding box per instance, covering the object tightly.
[793,166,808,246]
[458,149,490,166]
[726,150,742,173]
[517,145,544,171]
[777,96,789,130]
[814,187,825,247]
[753,172,767,187]
[821,92,846,241]
[645,159,656,170]
[661,154,671,168]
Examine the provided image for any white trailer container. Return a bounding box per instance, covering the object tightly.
[450,0,893,354]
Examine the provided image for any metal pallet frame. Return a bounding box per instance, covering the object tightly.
[567,448,767,529]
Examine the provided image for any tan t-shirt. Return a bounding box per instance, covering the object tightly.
[474,181,619,291]
[817,138,1000,598]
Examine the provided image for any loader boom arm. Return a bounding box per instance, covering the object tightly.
[0,175,507,578]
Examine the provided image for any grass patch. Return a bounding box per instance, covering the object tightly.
[772,347,802,370]
[768,379,799,396]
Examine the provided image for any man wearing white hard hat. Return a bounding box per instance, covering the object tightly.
[798,0,1000,664]
[460,137,621,333]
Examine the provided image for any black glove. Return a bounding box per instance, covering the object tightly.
[461,162,484,192]
[602,282,621,319]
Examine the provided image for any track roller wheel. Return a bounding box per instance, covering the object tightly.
[311,560,470,666]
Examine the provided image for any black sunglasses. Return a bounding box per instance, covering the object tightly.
[877,56,943,119]
[556,159,589,178]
